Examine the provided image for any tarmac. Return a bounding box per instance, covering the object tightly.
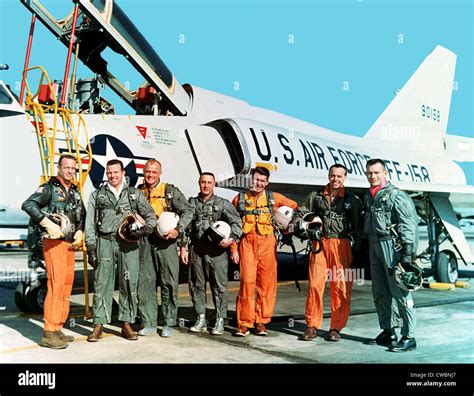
[1,247,473,365]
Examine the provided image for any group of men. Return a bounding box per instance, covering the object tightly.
[22,154,419,353]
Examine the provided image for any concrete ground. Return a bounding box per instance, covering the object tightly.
[1,250,473,364]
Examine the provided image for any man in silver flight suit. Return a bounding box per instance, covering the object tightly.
[85,159,156,342]
[179,172,242,335]
[364,158,418,352]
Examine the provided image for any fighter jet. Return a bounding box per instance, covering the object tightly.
[1,0,472,311]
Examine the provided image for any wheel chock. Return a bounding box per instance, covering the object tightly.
[454,281,470,289]
[427,282,455,291]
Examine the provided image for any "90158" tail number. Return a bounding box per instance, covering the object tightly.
[421,104,440,122]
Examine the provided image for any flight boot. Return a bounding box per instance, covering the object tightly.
[56,329,74,342]
[211,318,225,335]
[87,324,104,342]
[40,331,68,349]
[138,326,157,336]
[121,322,138,341]
[190,314,207,333]
[301,326,317,341]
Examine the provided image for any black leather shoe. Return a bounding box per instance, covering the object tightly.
[365,329,397,347]
[389,336,417,352]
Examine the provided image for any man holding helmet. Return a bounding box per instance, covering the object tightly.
[137,159,193,338]
[295,164,363,343]
[232,166,298,337]
[22,154,85,349]
[364,158,419,352]
[85,159,156,342]
[179,172,242,335]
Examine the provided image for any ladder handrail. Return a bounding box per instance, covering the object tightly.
[22,65,93,192]
[22,65,94,318]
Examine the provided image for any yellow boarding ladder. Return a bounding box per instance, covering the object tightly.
[22,65,93,318]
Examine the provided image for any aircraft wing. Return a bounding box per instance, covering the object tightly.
[0,206,29,242]
[445,134,474,162]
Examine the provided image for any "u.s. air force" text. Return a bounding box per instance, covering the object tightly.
[249,128,431,183]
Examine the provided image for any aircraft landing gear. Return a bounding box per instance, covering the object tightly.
[15,277,47,313]
[419,193,460,284]
[435,250,458,284]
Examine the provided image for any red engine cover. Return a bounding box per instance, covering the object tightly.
[38,83,57,104]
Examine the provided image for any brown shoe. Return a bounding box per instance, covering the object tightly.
[87,325,104,342]
[56,330,74,342]
[301,326,317,341]
[327,329,341,342]
[234,326,250,337]
[255,323,268,336]
[40,331,68,349]
[121,322,138,341]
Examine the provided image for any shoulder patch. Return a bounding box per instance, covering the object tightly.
[35,187,44,194]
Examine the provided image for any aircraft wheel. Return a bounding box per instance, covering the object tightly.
[36,281,47,311]
[14,282,30,312]
[435,250,458,284]
[24,281,47,313]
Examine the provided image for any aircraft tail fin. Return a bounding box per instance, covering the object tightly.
[364,45,456,154]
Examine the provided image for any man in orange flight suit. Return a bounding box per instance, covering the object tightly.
[22,154,86,349]
[295,164,363,342]
[231,166,298,337]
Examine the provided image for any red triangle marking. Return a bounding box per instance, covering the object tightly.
[136,125,148,139]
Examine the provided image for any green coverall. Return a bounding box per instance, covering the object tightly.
[85,184,156,325]
[137,184,193,328]
[185,194,242,319]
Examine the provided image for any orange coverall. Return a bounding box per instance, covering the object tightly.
[43,239,76,332]
[232,191,298,328]
[22,175,85,333]
[306,238,353,330]
[304,186,359,331]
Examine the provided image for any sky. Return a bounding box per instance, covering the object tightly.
[0,0,472,182]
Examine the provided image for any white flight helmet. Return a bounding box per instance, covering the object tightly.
[207,221,231,244]
[273,206,294,230]
[298,212,323,240]
[118,213,145,243]
[156,212,179,238]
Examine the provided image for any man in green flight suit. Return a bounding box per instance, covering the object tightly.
[179,172,242,335]
[364,158,418,352]
[85,159,156,342]
[136,159,194,338]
